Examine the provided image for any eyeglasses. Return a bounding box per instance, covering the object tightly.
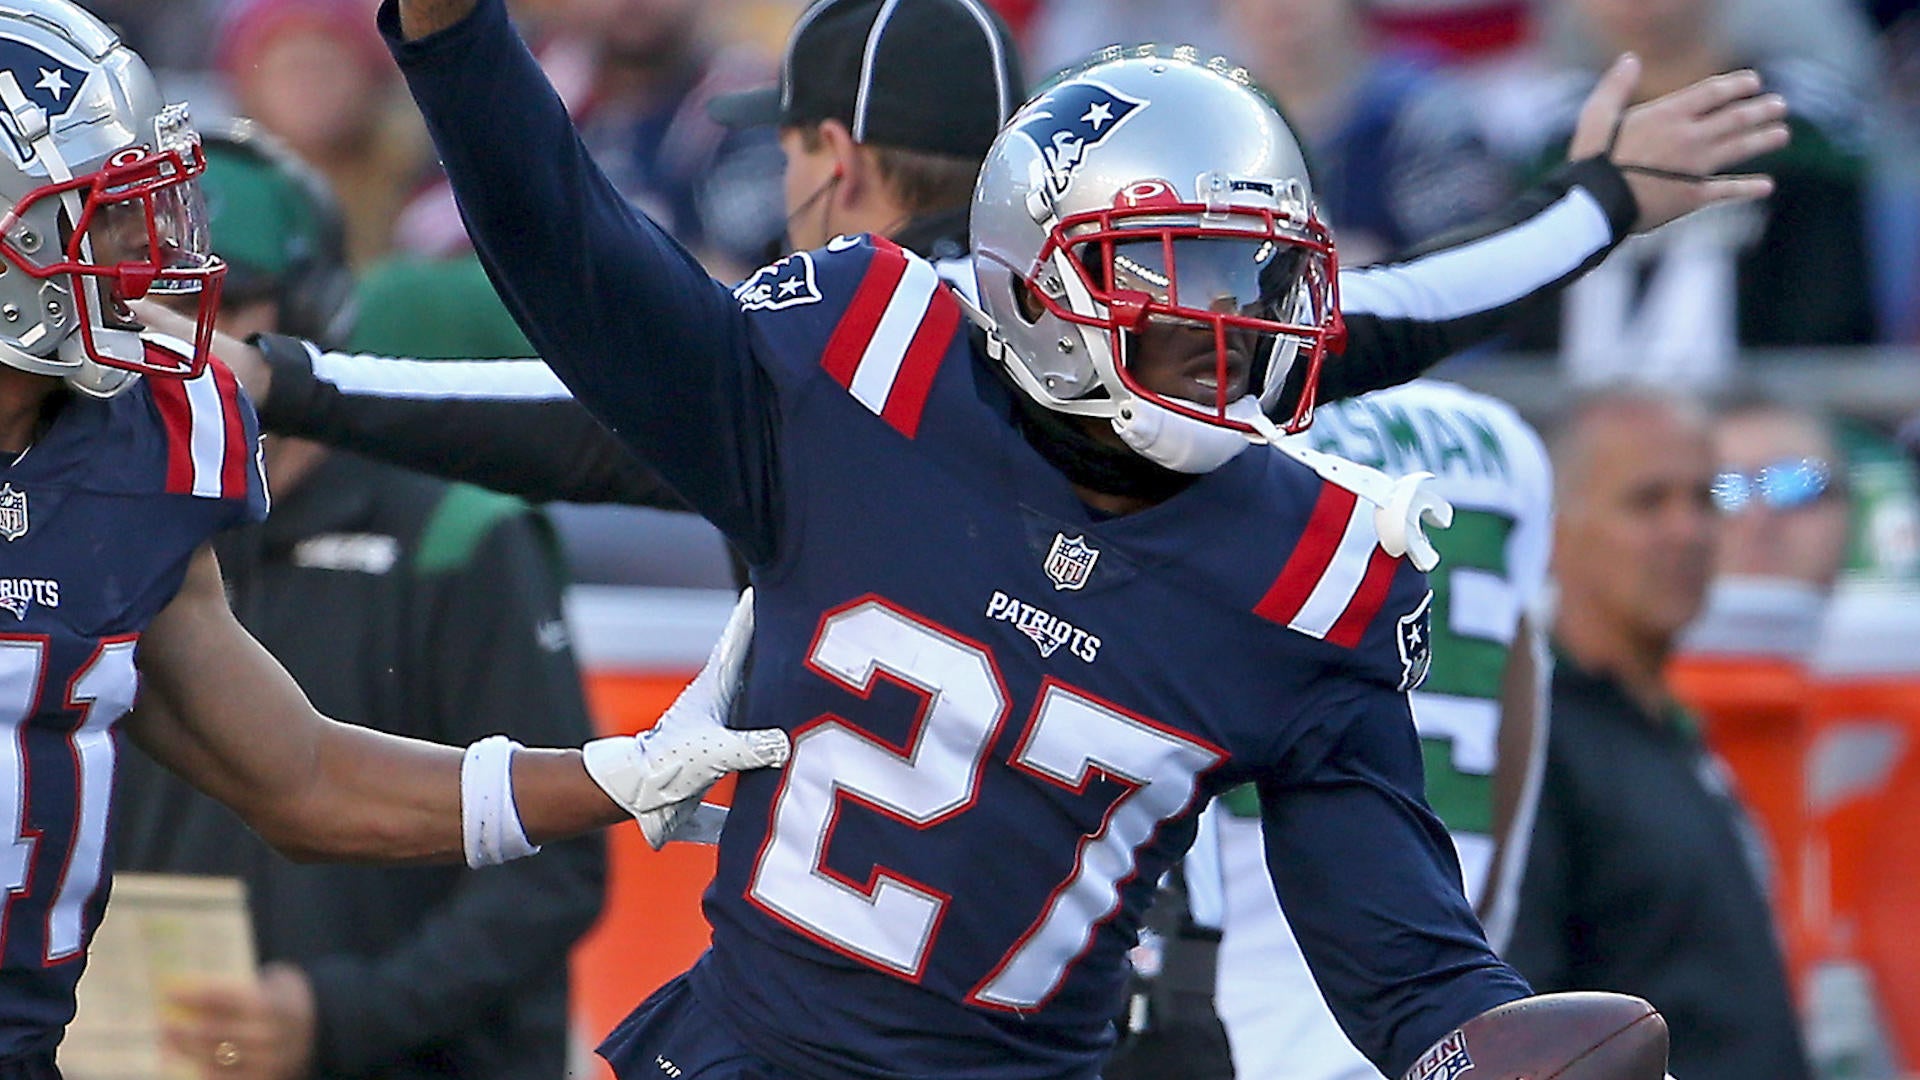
[1711,457,1838,513]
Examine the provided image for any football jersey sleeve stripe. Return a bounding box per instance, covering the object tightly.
[1254,483,1357,625]
[180,369,234,499]
[1325,545,1400,649]
[822,243,909,387]
[880,284,960,438]
[209,360,249,500]
[148,376,196,496]
[848,259,940,415]
[1288,498,1381,639]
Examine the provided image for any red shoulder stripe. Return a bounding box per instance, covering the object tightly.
[1324,545,1400,648]
[879,285,960,438]
[208,358,249,499]
[822,244,909,387]
[147,375,196,496]
[1254,483,1358,625]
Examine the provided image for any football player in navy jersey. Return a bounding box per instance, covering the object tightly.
[0,3,787,1074]
[384,1,1787,1078]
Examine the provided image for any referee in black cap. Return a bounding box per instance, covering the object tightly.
[211,0,1026,517]
[708,0,1023,267]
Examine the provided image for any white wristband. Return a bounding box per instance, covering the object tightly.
[460,735,542,868]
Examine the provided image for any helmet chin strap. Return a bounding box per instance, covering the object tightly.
[1111,394,1264,474]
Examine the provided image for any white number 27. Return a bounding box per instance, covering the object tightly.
[748,599,1221,1012]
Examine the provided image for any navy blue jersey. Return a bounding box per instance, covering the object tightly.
[382,3,1533,1075]
[662,238,1521,1079]
[0,347,265,1057]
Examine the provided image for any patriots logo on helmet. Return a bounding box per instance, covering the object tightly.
[1012,79,1146,203]
[0,36,88,161]
[734,251,822,312]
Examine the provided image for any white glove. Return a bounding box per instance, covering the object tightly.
[582,589,789,848]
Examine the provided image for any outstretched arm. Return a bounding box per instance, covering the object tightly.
[125,545,782,863]
[377,0,780,559]
[134,306,687,510]
[1288,56,1790,411]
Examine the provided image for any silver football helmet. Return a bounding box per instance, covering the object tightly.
[0,0,224,397]
[971,47,1342,473]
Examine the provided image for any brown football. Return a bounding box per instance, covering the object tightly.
[1402,992,1669,1080]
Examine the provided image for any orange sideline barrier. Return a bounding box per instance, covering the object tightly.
[568,668,717,1077]
[1674,599,1920,1068]
[1666,655,1815,984]
[1808,674,1920,1069]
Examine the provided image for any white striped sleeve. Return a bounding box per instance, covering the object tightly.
[1338,187,1613,321]
[312,351,573,401]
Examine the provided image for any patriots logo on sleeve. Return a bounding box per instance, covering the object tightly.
[0,36,87,161]
[735,251,823,312]
[1012,79,1145,201]
[1397,590,1433,692]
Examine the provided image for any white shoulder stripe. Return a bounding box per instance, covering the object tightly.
[312,352,571,401]
[1339,187,1611,321]
[846,258,940,415]
[182,369,228,499]
[935,256,979,306]
[1289,498,1378,639]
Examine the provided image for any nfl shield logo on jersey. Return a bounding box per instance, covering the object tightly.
[1397,590,1433,692]
[1044,533,1100,591]
[1406,1029,1474,1080]
[0,483,25,541]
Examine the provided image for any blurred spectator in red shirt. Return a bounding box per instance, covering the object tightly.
[1024,0,1232,83]
[217,0,430,266]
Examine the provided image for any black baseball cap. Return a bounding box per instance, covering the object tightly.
[707,0,1024,160]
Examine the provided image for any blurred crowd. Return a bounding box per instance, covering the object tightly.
[87,0,1920,529]
[76,1,1920,1078]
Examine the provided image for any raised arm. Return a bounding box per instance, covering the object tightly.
[380,0,778,557]
[1286,56,1790,410]
[135,279,686,511]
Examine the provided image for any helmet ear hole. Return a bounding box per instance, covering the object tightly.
[1014,279,1047,326]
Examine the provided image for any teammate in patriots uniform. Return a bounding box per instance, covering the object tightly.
[1214,381,1556,1079]
[383,0,1786,1076]
[0,4,786,1073]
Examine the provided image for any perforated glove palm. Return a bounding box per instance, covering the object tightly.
[582,590,787,848]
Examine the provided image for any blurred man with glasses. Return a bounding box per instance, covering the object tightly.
[1506,388,1814,1080]
[1712,402,1853,593]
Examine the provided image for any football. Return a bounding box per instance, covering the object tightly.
[1401,992,1669,1080]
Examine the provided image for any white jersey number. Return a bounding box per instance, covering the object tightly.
[748,599,1222,1011]
[0,635,136,961]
